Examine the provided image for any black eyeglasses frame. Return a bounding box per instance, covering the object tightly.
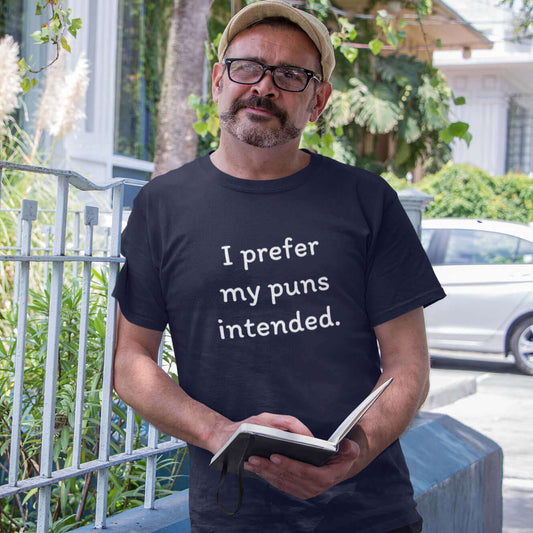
[222,58,321,93]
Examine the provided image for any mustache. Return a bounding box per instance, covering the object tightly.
[229,95,287,122]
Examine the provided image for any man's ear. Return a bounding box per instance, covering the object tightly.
[212,62,224,103]
[309,81,332,123]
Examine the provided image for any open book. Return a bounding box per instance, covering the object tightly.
[210,377,393,476]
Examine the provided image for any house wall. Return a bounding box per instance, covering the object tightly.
[436,68,511,176]
[433,0,533,176]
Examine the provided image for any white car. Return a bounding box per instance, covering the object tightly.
[421,218,533,375]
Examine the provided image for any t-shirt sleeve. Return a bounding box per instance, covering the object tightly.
[365,183,445,327]
[112,187,168,331]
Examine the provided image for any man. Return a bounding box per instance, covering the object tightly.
[113,1,445,531]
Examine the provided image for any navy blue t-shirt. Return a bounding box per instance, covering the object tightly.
[113,152,445,532]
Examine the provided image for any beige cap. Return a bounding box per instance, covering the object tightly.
[218,0,335,82]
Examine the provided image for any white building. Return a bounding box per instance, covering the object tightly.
[433,0,533,176]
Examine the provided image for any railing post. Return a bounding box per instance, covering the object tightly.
[103,226,111,257]
[36,176,69,533]
[8,199,38,487]
[95,183,124,529]
[13,209,23,307]
[42,225,53,285]
[125,406,136,455]
[73,210,81,280]
[144,340,165,509]
[72,206,99,469]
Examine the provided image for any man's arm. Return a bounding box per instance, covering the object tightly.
[243,306,430,499]
[346,305,430,470]
[113,308,313,453]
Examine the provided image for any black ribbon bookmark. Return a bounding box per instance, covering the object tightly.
[216,435,256,515]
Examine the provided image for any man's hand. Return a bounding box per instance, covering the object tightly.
[211,411,361,500]
[209,412,314,454]
[243,438,360,499]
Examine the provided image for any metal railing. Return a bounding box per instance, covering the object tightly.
[0,161,187,531]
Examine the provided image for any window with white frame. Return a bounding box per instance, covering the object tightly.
[506,99,533,175]
[113,0,171,162]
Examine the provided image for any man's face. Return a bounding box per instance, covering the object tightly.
[212,24,331,148]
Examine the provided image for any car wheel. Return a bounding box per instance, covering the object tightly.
[510,317,533,375]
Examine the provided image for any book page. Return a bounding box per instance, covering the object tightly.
[328,378,393,444]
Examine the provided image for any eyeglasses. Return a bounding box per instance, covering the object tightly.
[223,58,321,93]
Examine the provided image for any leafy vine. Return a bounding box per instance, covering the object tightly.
[17,0,82,93]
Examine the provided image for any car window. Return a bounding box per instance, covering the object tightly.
[421,228,434,253]
[444,229,520,265]
[517,238,533,264]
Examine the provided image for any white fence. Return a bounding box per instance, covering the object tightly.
[0,161,187,532]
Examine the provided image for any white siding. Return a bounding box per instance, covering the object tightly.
[444,70,510,175]
[60,0,120,184]
[434,0,533,176]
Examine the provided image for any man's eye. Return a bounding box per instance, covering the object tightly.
[279,68,305,81]
[235,62,260,74]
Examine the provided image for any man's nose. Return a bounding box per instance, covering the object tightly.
[251,70,280,97]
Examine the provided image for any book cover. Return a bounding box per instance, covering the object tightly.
[210,377,393,476]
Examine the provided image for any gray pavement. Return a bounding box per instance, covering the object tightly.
[425,354,533,533]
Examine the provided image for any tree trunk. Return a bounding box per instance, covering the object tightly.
[153,0,212,177]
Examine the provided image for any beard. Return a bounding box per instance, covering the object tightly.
[219,94,302,148]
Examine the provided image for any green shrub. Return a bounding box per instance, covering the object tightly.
[417,164,495,219]
[387,163,533,224]
[488,173,533,223]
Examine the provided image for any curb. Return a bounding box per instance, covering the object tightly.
[423,370,478,410]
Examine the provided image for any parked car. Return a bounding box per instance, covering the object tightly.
[421,218,533,375]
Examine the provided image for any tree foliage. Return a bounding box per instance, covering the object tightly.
[325,52,469,175]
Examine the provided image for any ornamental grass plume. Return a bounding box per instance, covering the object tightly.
[45,53,90,139]
[32,54,65,156]
[0,35,22,127]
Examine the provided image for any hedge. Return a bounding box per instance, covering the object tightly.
[386,164,533,224]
